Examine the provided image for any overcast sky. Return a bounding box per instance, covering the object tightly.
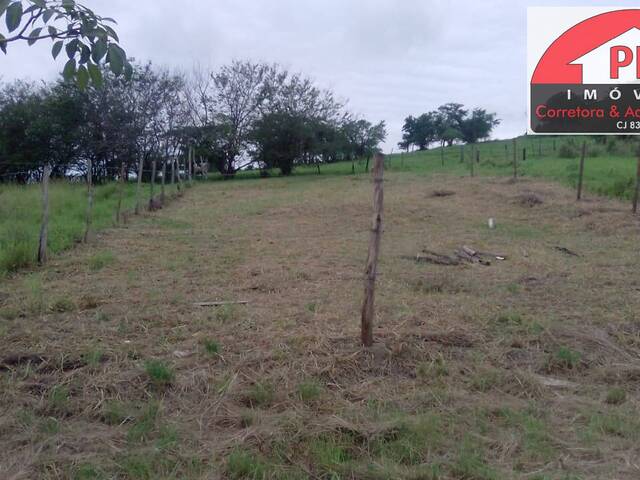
[2,0,640,151]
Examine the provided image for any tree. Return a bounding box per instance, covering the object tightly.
[399,113,437,151]
[0,0,130,87]
[250,112,309,175]
[459,108,500,144]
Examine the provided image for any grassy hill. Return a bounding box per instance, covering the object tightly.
[1,169,639,478]
[2,135,639,277]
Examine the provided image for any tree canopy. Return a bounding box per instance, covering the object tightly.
[399,103,500,151]
[0,60,387,181]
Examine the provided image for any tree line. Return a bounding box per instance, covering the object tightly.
[399,102,500,151]
[0,60,387,182]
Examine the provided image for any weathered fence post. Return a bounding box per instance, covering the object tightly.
[177,159,183,192]
[38,165,51,265]
[361,153,384,347]
[188,147,193,186]
[513,138,518,179]
[577,141,586,201]
[523,148,527,162]
[149,159,157,210]
[116,163,126,224]
[470,145,475,177]
[476,149,480,164]
[135,156,144,214]
[161,159,167,205]
[633,153,640,214]
[83,158,94,243]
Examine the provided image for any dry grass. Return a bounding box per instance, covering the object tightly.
[1,172,639,479]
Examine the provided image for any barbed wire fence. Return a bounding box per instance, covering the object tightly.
[0,147,205,268]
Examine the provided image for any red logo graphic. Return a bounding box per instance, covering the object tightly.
[533,9,640,84]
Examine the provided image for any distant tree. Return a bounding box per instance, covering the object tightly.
[0,0,130,88]
[250,112,309,175]
[399,113,436,151]
[459,108,500,144]
[401,104,500,151]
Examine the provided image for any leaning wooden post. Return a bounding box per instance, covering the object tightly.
[160,159,167,205]
[577,141,587,201]
[83,158,94,243]
[513,138,518,179]
[633,152,640,214]
[38,165,52,265]
[135,156,144,214]
[149,158,157,209]
[116,162,126,224]
[361,153,384,347]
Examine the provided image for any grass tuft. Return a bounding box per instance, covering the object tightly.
[144,360,174,386]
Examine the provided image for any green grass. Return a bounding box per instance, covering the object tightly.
[0,180,179,276]
[144,360,174,386]
[208,135,640,204]
[203,339,220,356]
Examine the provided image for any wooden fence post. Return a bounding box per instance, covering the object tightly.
[116,162,126,224]
[161,159,167,205]
[135,156,144,214]
[83,158,94,243]
[523,148,527,162]
[476,149,480,164]
[633,153,640,214]
[149,158,157,209]
[577,141,586,201]
[177,159,183,192]
[361,153,384,347]
[513,138,518,179]
[38,165,51,265]
[188,147,193,186]
[470,145,475,177]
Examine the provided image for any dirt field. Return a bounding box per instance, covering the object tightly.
[1,172,639,480]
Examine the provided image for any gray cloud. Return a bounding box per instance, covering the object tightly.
[3,0,640,150]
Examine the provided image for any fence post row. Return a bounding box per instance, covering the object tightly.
[633,152,640,214]
[83,158,94,243]
[513,138,517,179]
[38,165,52,265]
[577,141,586,201]
[116,162,126,224]
[135,156,144,214]
[361,152,384,348]
[149,159,157,209]
[161,159,167,205]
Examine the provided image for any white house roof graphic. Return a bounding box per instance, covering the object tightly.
[569,27,640,83]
